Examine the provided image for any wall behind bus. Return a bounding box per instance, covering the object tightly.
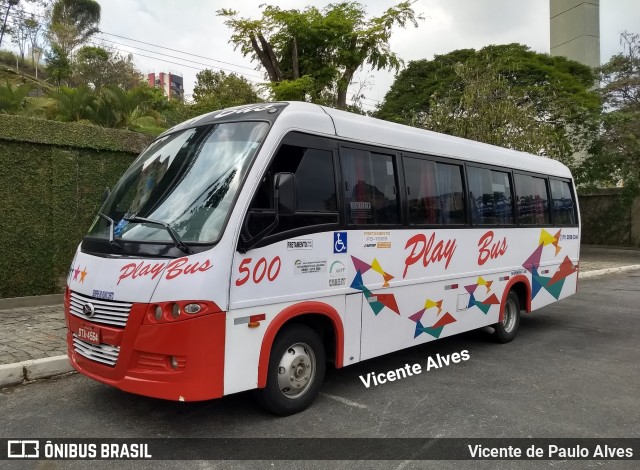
[578,189,640,247]
[0,115,151,298]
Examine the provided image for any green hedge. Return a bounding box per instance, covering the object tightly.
[0,116,152,298]
[0,114,151,153]
[578,189,634,246]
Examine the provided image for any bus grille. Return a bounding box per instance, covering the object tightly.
[72,334,120,367]
[69,291,133,328]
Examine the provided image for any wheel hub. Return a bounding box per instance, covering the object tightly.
[277,342,316,399]
[502,298,517,333]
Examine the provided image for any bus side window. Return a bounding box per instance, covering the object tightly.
[341,147,399,225]
[404,157,465,225]
[550,179,577,225]
[468,167,513,225]
[515,174,550,225]
[245,144,338,237]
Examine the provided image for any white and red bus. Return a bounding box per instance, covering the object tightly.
[65,102,580,415]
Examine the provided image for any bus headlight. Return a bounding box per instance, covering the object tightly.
[154,305,163,321]
[184,303,202,315]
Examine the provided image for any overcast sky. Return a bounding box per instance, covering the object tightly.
[89,1,640,111]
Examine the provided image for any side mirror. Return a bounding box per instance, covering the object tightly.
[275,172,296,215]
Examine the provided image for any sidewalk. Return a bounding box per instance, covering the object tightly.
[1,245,640,387]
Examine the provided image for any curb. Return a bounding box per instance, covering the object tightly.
[0,355,74,388]
[579,264,640,279]
[0,294,63,311]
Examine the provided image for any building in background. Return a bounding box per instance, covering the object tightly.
[550,0,600,68]
[147,72,184,101]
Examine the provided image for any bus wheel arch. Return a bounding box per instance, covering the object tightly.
[499,275,531,322]
[494,276,530,344]
[257,301,344,389]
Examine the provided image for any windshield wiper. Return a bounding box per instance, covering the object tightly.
[124,216,192,254]
[97,213,122,250]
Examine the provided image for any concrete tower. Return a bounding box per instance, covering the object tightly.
[550,0,600,67]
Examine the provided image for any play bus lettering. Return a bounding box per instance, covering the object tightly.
[65,102,579,415]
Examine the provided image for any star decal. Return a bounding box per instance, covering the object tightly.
[464,278,499,314]
[349,256,399,316]
[409,298,452,338]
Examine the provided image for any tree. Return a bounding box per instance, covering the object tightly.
[192,69,260,108]
[48,0,100,55]
[580,32,640,195]
[72,45,141,90]
[418,62,566,156]
[7,1,49,65]
[9,5,29,62]
[375,44,600,166]
[45,43,71,85]
[218,1,422,109]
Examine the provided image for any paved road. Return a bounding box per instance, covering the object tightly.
[1,272,639,469]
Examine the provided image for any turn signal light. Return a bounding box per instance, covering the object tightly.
[144,300,222,324]
[154,305,162,321]
[171,303,181,319]
[248,314,266,328]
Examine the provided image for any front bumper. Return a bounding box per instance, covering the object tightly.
[66,300,226,402]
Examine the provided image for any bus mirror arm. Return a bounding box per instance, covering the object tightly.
[239,173,296,254]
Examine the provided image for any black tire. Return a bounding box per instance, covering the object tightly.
[493,290,521,343]
[254,324,326,416]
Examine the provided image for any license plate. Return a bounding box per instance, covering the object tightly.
[77,324,101,345]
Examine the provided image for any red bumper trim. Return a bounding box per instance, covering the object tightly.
[67,303,225,402]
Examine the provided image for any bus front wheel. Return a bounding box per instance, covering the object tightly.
[493,290,521,343]
[255,324,326,416]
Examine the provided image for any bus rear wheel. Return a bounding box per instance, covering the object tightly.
[493,291,520,343]
[255,324,326,416]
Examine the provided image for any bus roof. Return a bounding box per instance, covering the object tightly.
[279,102,573,179]
[160,101,572,179]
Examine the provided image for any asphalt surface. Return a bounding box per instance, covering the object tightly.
[1,272,639,470]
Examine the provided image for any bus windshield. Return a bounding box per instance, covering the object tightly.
[87,121,269,245]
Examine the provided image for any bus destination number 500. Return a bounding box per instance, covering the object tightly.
[236,256,281,286]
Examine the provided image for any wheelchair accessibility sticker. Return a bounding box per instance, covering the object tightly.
[333,232,348,253]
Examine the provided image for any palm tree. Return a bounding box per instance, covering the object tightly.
[49,85,96,122]
[0,81,31,114]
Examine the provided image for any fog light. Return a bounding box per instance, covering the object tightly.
[171,303,181,319]
[169,356,178,369]
[154,305,162,321]
[184,303,201,315]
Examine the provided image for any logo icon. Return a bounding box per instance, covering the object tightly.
[8,440,39,458]
[333,232,348,254]
[83,303,95,318]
